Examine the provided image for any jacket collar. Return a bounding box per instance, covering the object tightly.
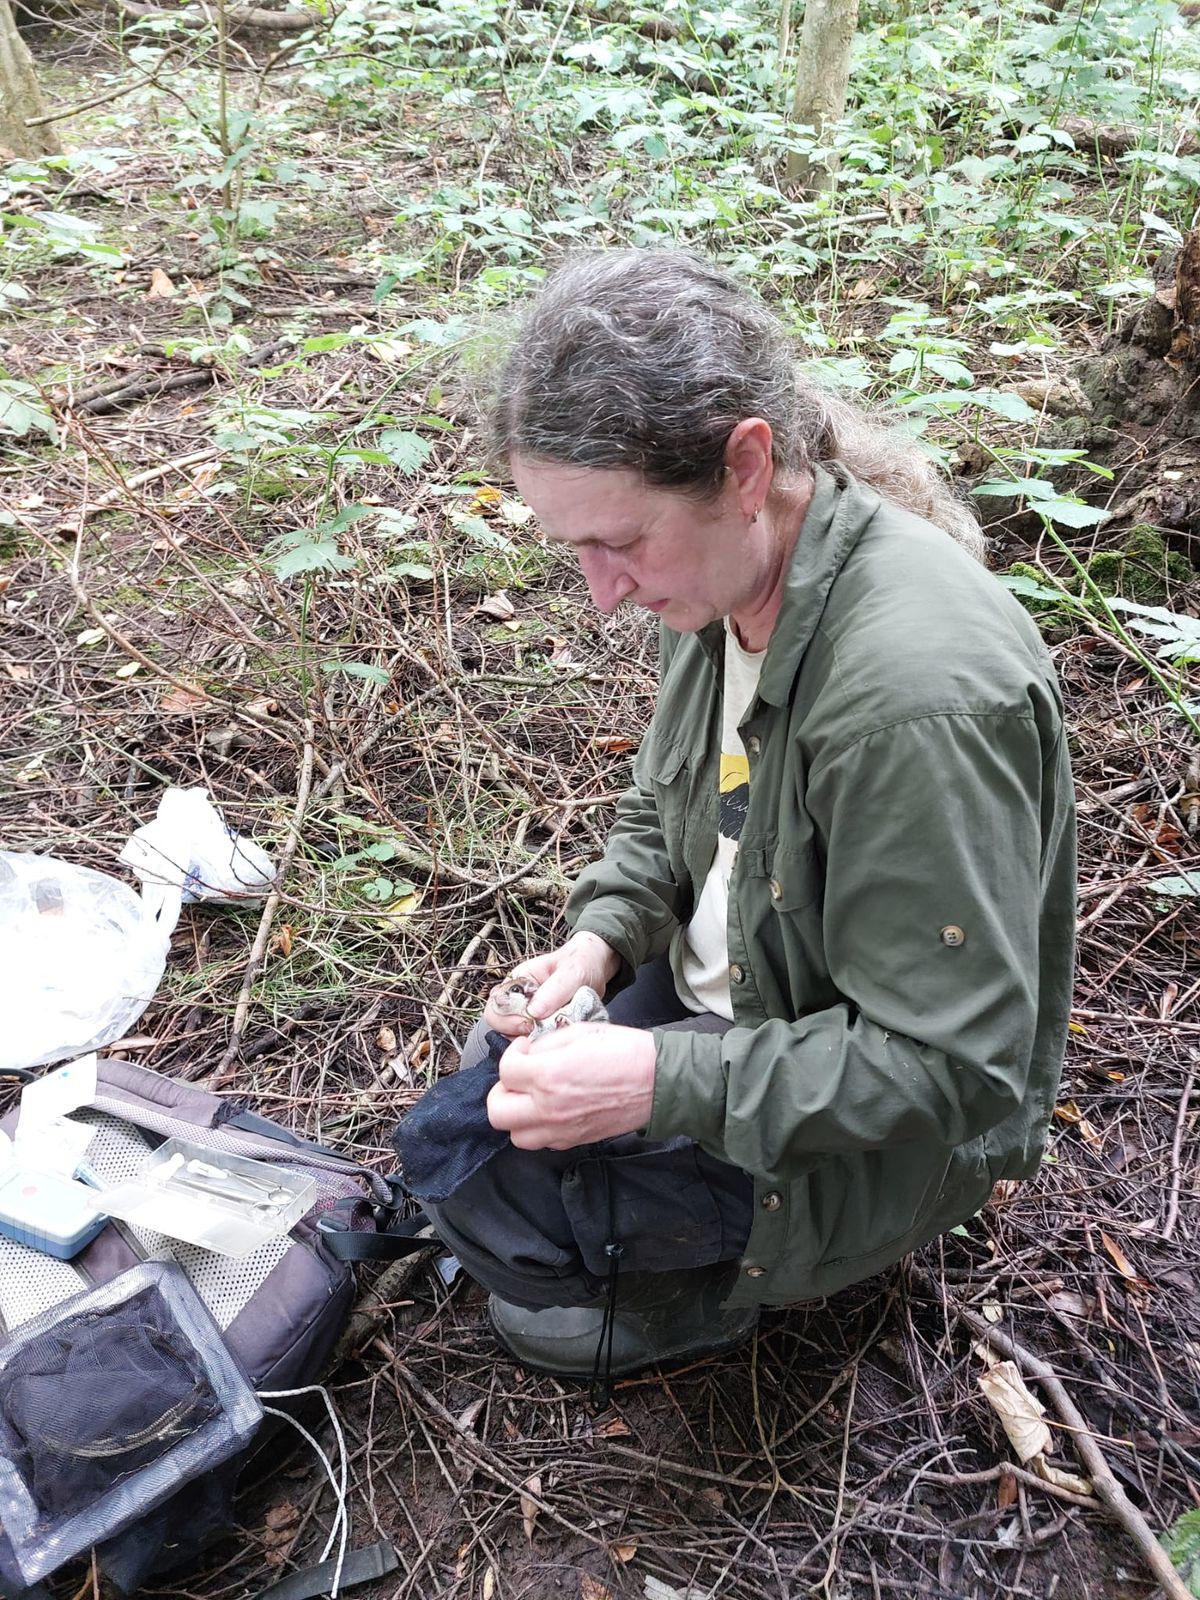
[692,463,882,705]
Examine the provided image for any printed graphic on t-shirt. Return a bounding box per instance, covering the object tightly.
[719,752,750,841]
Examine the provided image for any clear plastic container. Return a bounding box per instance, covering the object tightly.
[97,1139,317,1259]
[0,1261,262,1586]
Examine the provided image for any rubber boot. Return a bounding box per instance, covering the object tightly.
[488,1263,759,1378]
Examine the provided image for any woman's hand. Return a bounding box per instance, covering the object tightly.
[486,1022,656,1149]
[482,931,621,1039]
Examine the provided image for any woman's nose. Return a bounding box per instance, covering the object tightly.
[577,548,634,614]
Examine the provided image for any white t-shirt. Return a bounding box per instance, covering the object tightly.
[671,623,765,1020]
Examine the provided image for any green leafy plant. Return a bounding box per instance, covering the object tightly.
[1163,1507,1200,1595]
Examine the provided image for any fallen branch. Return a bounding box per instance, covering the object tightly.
[67,336,293,417]
[916,1266,1192,1600]
[329,1240,437,1366]
[24,44,182,127]
[207,721,317,1086]
[72,365,213,417]
[53,447,221,534]
[66,0,329,33]
[375,916,497,1088]
[1163,1059,1198,1241]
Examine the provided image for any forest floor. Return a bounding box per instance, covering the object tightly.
[3,7,1200,1599]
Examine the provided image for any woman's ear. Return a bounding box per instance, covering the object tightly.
[722,418,775,519]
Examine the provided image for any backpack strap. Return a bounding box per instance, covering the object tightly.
[316,1190,438,1263]
[253,1539,399,1600]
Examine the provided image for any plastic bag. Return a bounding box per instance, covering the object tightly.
[0,789,274,1073]
[0,853,172,1074]
[119,787,275,915]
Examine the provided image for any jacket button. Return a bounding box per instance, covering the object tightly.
[745,1264,766,1278]
[940,924,966,947]
[729,963,745,984]
[761,1191,782,1211]
[747,735,761,755]
[769,878,783,901]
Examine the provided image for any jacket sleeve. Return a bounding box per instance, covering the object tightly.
[564,628,692,975]
[563,738,688,976]
[645,709,1061,1179]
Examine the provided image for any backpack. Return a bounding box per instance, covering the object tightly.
[0,1058,431,1596]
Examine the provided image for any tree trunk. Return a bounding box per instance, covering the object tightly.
[785,0,860,194]
[0,0,61,157]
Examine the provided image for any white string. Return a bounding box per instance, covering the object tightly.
[258,1385,349,1597]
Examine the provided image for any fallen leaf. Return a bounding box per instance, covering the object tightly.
[499,497,534,527]
[482,1566,495,1600]
[1099,1230,1150,1288]
[269,924,294,958]
[1067,1019,1088,1035]
[610,1540,638,1563]
[848,276,877,300]
[115,661,141,679]
[0,575,11,595]
[4,661,30,682]
[244,696,279,718]
[581,1578,614,1600]
[148,266,176,298]
[476,591,516,621]
[1033,1456,1093,1497]
[1047,1289,1095,1320]
[643,1580,708,1600]
[376,891,421,925]
[16,752,47,783]
[592,1414,632,1437]
[366,337,413,363]
[997,1468,1018,1509]
[261,1500,300,1567]
[978,1360,1052,1463]
[377,1025,398,1054]
[458,1398,485,1432]
[520,1473,541,1540]
[159,683,207,715]
[76,626,107,647]
[982,1298,1004,1324]
[592,736,636,754]
[1053,1100,1103,1153]
[469,485,503,515]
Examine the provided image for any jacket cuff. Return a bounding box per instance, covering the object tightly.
[565,908,642,997]
[646,1027,727,1145]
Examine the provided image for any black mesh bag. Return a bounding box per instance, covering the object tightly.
[391,1033,510,1203]
[0,1285,221,1520]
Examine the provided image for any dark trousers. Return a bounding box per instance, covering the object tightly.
[423,956,756,1310]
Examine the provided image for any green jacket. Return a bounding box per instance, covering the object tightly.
[565,465,1076,1307]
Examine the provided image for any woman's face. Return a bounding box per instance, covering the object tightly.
[510,455,772,635]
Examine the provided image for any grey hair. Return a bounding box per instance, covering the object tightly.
[489,249,986,562]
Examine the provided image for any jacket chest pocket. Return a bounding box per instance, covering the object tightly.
[641,741,710,889]
[766,843,820,913]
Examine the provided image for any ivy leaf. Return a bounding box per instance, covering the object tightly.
[1035,498,1109,528]
[271,540,357,579]
[378,430,435,473]
[0,384,58,442]
[998,573,1064,604]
